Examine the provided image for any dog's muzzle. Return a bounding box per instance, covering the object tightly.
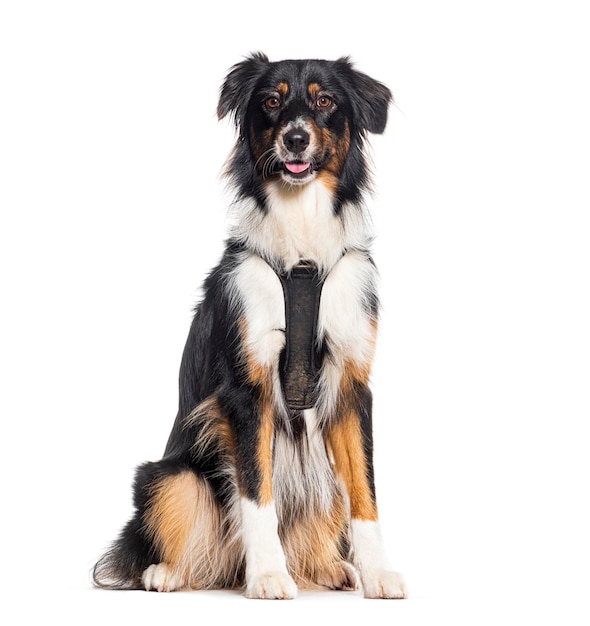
[279,124,317,181]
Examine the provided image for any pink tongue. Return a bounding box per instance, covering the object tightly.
[285,162,310,174]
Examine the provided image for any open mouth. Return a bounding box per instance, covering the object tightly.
[283,160,314,180]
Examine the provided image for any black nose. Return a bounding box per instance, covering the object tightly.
[283,128,310,154]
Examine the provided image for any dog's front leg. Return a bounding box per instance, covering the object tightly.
[224,331,297,599]
[226,255,296,598]
[326,389,407,599]
[319,252,407,599]
[225,366,296,599]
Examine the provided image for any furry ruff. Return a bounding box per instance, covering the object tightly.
[93,53,406,600]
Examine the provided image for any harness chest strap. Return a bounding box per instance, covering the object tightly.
[276,262,325,411]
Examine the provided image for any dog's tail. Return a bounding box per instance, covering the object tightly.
[92,532,146,590]
[92,503,154,590]
[92,530,148,590]
[92,459,173,590]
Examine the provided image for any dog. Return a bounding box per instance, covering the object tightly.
[93,53,406,600]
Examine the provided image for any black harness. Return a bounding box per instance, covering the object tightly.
[276,262,325,411]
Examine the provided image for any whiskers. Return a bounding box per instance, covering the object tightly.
[255,148,281,180]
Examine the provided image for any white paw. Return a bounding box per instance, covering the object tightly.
[245,572,298,599]
[361,570,407,599]
[142,563,184,592]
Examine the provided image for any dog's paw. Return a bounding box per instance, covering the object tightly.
[244,572,298,599]
[315,561,359,591]
[361,569,407,599]
[142,563,184,592]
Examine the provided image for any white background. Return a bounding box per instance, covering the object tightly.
[1,1,589,624]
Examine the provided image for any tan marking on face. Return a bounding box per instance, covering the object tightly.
[307,82,322,100]
[277,82,289,98]
[316,119,351,194]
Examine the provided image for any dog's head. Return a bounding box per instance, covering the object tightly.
[218,53,392,202]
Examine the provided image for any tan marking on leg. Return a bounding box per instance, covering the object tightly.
[336,317,378,397]
[144,472,201,572]
[239,318,277,505]
[144,471,244,590]
[187,396,236,460]
[326,412,378,522]
[322,315,378,520]
[257,398,275,505]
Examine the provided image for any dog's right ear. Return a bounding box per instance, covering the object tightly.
[217,52,270,127]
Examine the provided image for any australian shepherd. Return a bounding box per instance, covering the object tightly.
[93,53,406,600]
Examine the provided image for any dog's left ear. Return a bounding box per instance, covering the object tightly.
[337,58,393,134]
[218,52,270,127]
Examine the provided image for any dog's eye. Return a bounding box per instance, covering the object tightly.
[265,96,281,110]
[316,95,333,109]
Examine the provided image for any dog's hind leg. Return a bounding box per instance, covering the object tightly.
[93,459,242,591]
[141,469,205,591]
[140,465,243,591]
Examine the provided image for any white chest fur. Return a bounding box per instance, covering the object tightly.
[232,179,372,274]
[263,180,342,271]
